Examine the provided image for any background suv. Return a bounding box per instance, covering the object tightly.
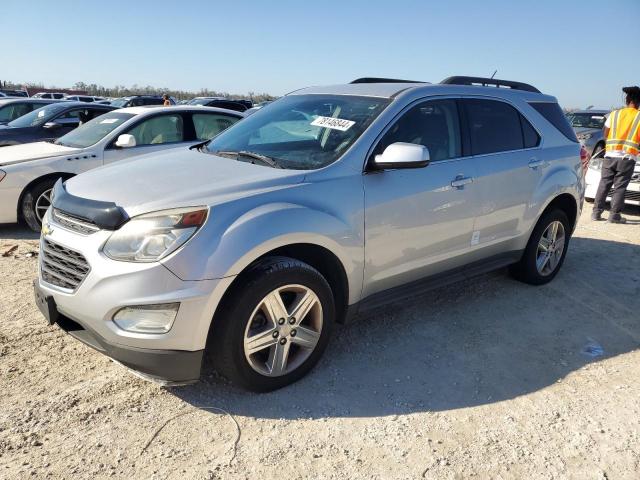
[35,76,583,392]
[566,109,608,156]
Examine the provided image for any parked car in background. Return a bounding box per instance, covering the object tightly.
[584,148,640,206]
[0,89,29,98]
[187,97,251,112]
[32,92,66,100]
[566,109,609,156]
[0,106,243,230]
[63,95,105,103]
[0,98,60,125]
[110,95,168,108]
[0,102,115,147]
[34,76,583,391]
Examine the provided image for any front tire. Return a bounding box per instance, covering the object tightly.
[510,209,570,285]
[208,256,335,392]
[21,178,59,232]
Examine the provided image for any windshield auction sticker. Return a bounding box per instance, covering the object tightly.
[310,116,355,131]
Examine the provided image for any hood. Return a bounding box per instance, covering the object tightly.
[0,141,82,166]
[65,148,307,217]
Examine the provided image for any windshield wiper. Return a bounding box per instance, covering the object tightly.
[214,150,283,169]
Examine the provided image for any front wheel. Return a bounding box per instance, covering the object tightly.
[208,257,335,392]
[21,178,59,232]
[510,209,570,285]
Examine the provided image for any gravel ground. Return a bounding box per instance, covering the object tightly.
[1,203,639,480]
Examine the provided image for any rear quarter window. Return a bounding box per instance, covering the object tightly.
[529,102,578,143]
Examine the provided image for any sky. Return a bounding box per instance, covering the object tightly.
[2,0,639,109]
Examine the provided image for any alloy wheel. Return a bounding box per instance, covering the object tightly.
[536,220,565,276]
[35,188,53,223]
[243,284,323,377]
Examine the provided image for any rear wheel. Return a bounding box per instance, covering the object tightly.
[510,209,570,285]
[21,178,59,232]
[209,257,335,392]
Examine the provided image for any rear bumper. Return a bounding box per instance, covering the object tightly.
[55,308,203,385]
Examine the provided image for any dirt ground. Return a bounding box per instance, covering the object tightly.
[1,202,639,480]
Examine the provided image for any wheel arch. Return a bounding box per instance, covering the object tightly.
[211,242,350,334]
[17,172,75,221]
[539,192,579,233]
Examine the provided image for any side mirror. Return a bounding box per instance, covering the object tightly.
[373,142,430,170]
[43,121,62,130]
[115,134,137,148]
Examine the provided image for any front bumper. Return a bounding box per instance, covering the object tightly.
[35,211,236,382]
[50,300,203,384]
[585,167,640,205]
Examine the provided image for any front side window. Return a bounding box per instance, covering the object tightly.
[126,114,184,145]
[374,99,462,161]
[55,112,134,148]
[464,99,524,155]
[193,113,240,140]
[206,95,389,170]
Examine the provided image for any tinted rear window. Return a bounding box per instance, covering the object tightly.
[529,102,578,142]
[521,114,540,148]
[464,99,524,155]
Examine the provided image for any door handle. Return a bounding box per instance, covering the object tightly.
[451,176,473,189]
[528,158,547,169]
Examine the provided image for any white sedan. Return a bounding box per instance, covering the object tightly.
[585,149,640,206]
[0,106,243,230]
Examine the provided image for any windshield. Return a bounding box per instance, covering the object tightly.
[7,103,70,128]
[110,98,130,108]
[55,112,134,148]
[567,112,606,129]
[188,98,213,105]
[206,95,390,169]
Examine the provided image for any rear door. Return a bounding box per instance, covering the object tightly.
[362,98,480,298]
[461,98,542,255]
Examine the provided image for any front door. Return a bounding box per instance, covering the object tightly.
[363,99,479,298]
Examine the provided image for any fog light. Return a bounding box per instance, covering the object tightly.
[112,303,179,334]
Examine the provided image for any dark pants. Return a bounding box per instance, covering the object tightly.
[593,156,636,216]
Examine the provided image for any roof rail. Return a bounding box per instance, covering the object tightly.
[350,77,425,84]
[440,76,541,93]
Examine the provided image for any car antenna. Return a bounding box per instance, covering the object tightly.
[490,70,497,79]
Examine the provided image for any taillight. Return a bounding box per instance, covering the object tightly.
[580,145,589,162]
[580,145,589,174]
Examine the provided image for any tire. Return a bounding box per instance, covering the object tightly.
[592,142,605,157]
[509,209,570,285]
[208,256,335,392]
[22,178,59,232]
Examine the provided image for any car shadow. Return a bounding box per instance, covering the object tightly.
[172,236,640,418]
[0,224,39,241]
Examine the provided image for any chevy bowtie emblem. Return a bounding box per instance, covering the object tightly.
[41,223,53,236]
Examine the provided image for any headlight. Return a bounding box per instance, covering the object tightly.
[588,157,603,171]
[103,207,208,262]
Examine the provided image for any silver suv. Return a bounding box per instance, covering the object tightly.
[34,76,584,391]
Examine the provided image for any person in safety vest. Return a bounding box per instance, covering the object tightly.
[592,86,640,223]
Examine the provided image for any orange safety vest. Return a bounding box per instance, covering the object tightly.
[606,107,640,156]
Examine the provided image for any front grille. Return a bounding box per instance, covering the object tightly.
[40,239,90,291]
[608,189,640,202]
[52,209,100,235]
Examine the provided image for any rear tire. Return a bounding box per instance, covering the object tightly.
[22,178,59,232]
[510,209,570,285]
[208,256,335,392]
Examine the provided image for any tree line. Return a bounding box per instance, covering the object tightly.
[0,79,276,102]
